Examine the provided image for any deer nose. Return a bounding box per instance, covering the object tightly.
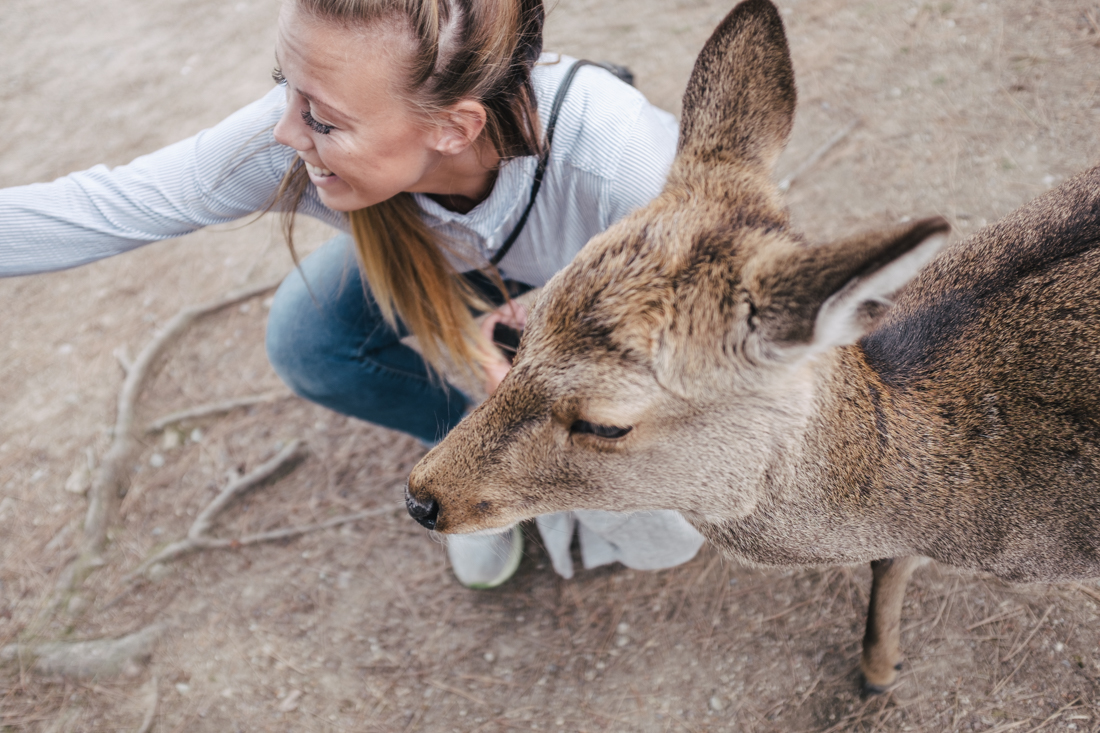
[404,485,439,530]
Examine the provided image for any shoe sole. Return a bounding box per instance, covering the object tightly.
[463,528,524,590]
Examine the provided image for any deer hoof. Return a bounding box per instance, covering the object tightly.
[860,675,889,697]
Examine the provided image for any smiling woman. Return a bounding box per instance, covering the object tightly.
[0,0,704,588]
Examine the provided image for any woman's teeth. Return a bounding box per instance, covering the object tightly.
[305,161,334,177]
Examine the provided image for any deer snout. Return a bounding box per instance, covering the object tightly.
[404,483,439,530]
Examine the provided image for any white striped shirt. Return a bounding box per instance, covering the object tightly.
[0,54,679,286]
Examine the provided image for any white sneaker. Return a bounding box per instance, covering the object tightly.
[446,527,524,589]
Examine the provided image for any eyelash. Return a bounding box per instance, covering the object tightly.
[272,67,334,135]
[301,109,334,135]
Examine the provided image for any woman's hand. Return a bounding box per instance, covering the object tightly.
[479,301,528,395]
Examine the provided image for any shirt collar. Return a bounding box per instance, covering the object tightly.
[412,155,537,244]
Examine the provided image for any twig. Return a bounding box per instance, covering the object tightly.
[113,346,133,375]
[990,651,1030,697]
[777,117,860,192]
[427,679,487,706]
[52,279,282,609]
[1022,698,1081,733]
[188,440,305,540]
[122,440,404,584]
[966,606,1024,631]
[0,623,164,679]
[1001,605,1054,662]
[136,674,159,733]
[985,721,1033,733]
[145,390,291,434]
[1073,582,1100,606]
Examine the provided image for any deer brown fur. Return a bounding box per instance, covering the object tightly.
[406,0,1100,692]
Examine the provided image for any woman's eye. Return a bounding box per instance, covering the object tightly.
[301,108,334,135]
[570,420,632,440]
[271,66,286,85]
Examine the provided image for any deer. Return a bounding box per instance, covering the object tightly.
[405,0,1100,693]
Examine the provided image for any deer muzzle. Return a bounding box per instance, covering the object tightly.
[404,483,439,530]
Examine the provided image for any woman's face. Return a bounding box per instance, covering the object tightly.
[272,4,457,212]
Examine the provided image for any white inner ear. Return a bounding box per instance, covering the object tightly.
[811,233,949,351]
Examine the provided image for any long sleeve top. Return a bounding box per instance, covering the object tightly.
[0,54,679,287]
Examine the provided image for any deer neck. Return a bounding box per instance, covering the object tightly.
[703,345,934,565]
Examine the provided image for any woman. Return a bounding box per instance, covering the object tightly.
[0,0,702,588]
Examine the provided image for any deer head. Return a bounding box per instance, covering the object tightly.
[405,0,948,534]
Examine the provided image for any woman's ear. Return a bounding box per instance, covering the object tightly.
[432,100,488,156]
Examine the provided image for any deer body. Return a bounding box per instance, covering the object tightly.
[407,0,1100,693]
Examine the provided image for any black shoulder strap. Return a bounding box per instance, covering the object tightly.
[489,60,631,268]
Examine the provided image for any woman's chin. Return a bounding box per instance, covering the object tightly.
[312,184,364,212]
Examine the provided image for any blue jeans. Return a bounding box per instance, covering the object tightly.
[266,235,526,444]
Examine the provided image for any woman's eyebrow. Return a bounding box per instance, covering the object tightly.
[272,51,351,124]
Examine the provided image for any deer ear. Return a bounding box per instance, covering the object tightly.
[745,218,951,356]
[676,0,795,173]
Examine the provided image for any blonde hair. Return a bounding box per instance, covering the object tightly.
[277,0,544,377]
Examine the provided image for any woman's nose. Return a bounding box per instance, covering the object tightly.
[273,97,312,153]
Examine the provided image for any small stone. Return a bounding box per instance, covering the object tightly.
[175,683,191,695]
[278,689,302,712]
[64,466,91,495]
[148,563,172,583]
[709,696,726,712]
[484,652,496,662]
[615,636,630,647]
[616,622,630,634]
[67,594,90,615]
[1054,642,1065,652]
[162,429,183,450]
[149,453,166,468]
[189,428,204,443]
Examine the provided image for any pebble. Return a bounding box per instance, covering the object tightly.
[149,453,166,468]
[148,563,172,583]
[175,683,191,695]
[710,696,726,712]
[162,429,183,450]
[64,466,91,495]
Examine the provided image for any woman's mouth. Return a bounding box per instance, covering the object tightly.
[304,161,335,178]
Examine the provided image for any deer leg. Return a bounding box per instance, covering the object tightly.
[860,556,921,694]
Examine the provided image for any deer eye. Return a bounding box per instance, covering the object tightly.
[570,420,633,440]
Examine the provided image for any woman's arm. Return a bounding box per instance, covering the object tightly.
[0,87,340,277]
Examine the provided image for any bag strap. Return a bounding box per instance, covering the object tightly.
[488,60,631,268]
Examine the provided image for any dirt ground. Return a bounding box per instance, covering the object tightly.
[2,0,1100,730]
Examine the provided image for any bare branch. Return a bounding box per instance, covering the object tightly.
[54,278,282,608]
[135,674,159,733]
[146,390,291,434]
[188,439,306,540]
[1,623,164,679]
